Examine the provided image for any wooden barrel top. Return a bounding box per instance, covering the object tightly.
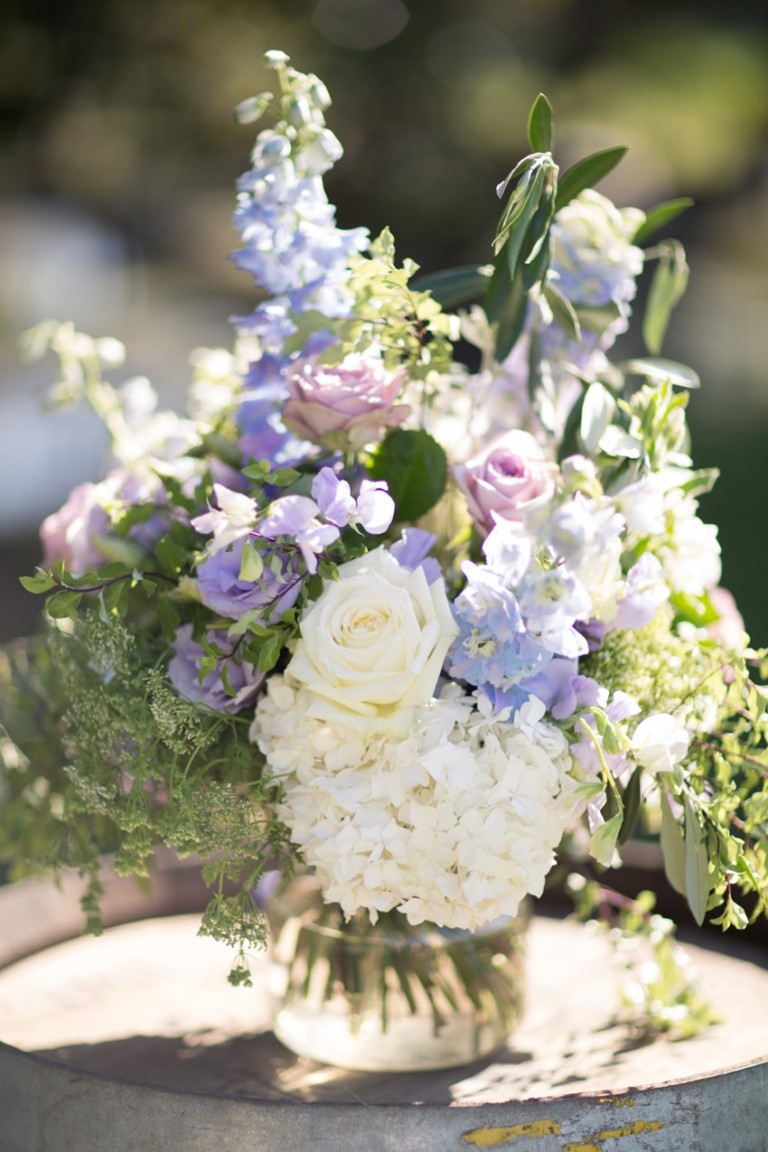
[0,861,766,1151]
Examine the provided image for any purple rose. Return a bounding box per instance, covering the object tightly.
[281,354,409,451]
[196,537,302,621]
[453,430,555,536]
[168,624,263,714]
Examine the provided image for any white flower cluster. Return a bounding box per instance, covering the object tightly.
[549,189,645,323]
[253,678,585,930]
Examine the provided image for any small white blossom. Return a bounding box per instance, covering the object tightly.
[192,484,257,553]
[632,713,690,775]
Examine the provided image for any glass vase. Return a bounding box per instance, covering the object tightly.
[265,871,528,1072]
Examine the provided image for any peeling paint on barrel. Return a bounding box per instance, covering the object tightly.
[461,1120,561,1146]
[595,1120,665,1140]
[462,1116,665,1151]
[562,1118,666,1150]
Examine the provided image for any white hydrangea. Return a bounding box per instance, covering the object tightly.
[252,678,585,930]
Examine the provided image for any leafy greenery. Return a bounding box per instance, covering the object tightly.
[369,428,447,522]
[0,617,293,982]
[581,609,768,930]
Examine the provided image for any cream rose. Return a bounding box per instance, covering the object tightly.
[285,547,458,736]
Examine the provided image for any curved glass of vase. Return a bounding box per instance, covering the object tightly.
[266,872,528,1072]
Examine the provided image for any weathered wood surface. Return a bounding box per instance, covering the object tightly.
[0,865,766,1151]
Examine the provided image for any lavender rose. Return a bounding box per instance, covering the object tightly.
[168,624,263,713]
[196,536,303,621]
[40,481,111,575]
[452,429,555,535]
[40,469,167,575]
[281,354,409,452]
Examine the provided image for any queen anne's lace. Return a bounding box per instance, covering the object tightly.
[252,677,586,929]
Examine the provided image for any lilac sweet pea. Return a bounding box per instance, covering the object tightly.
[610,552,669,632]
[192,484,257,554]
[259,495,339,574]
[310,468,395,535]
[168,624,263,714]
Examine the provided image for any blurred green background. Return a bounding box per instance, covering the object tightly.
[1,0,767,643]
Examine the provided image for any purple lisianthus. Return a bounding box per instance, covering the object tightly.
[168,624,263,714]
[196,536,303,621]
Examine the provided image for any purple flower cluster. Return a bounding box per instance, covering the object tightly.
[192,469,395,630]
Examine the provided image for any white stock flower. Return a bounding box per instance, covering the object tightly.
[631,713,690,775]
[657,487,721,595]
[612,473,666,537]
[550,189,644,315]
[285,547,458,737]
[252,681,585,929]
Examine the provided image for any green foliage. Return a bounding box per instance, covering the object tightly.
[484,97,640,369]
[0,620,293,975]
[316,228,459,384]
[527,93,554,152]
[410,265,489,309]
[369,428,447,522]
[484,257,528,361]
[643,240,690,354]
[633,198,694,245]
[582,611,768,929]
[554,146,628,210]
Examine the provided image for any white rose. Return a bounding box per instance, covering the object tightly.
[285,547,458,737]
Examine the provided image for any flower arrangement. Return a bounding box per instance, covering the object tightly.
[2,50,767,1013]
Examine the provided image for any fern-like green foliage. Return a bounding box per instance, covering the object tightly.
[0,616,293,981]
